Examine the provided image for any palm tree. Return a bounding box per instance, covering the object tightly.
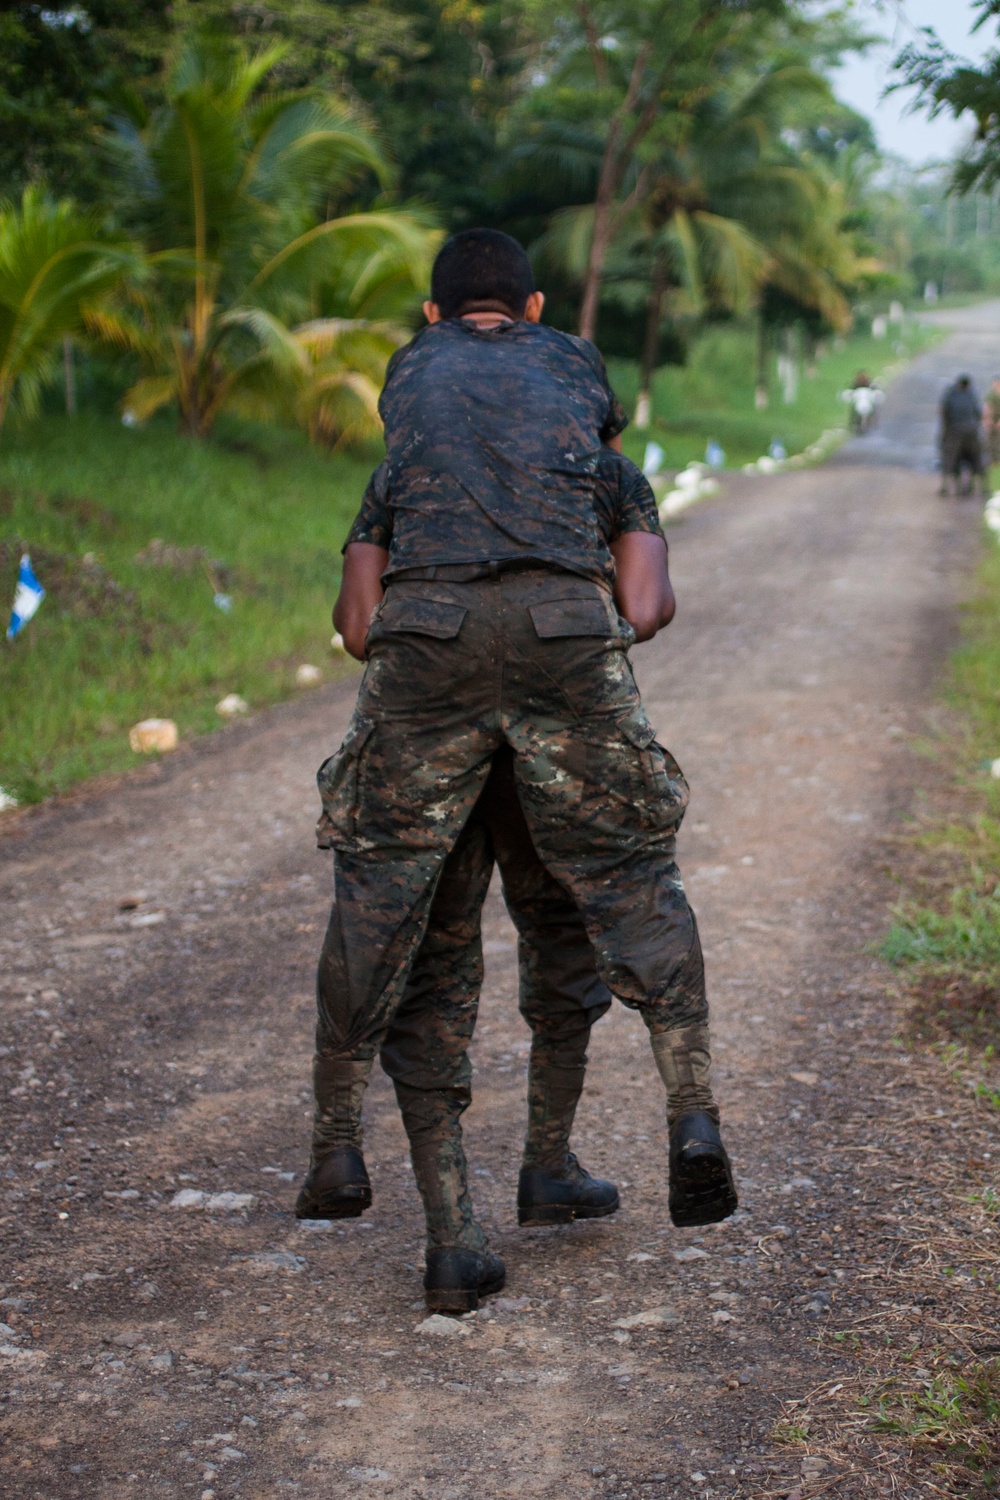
[98,34,435,439]
[694,70,865,407]
[0,189,135,436]
[617,195,765,428]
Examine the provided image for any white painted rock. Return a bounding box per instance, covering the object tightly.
[215,694,248,718]
[0,787,18,812]
[991,758,1000,780]
[296,663,322,687]
[129,719,178,754]
[330,633,346,652]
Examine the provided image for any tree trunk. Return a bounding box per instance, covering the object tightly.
[578,162,619,342]
[635,265,668,428]
[755,315,769,411]
[578,44,654,342]
[63,336,76,417]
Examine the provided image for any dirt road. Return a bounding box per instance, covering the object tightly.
[2,311,998,1500]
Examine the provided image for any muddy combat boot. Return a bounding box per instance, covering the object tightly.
[295,1145,371,1220]
[424,1247,506,1314]
[295,1057,372,1220]
[518,1030,619,1225]
[395,1079,502,1310]
[668,1111,738,1228]
[518,1152,619,1226]
[649,1024,738,1228]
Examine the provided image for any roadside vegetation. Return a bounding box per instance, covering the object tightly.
[880,534,1000,1043]
[0,414,370,803]
[614,320,935,473]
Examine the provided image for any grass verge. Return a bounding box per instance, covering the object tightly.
[879,533,1000,1040]
[0,414,369,805]
[612,320,939,474]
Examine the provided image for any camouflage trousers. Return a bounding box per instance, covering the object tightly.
[311,567,711,1246]
[381,743,612,1248]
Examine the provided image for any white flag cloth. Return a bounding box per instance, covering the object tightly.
[7,554,45,640]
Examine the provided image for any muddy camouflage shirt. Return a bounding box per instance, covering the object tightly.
[350,318,642,583]
[348,445,661,586]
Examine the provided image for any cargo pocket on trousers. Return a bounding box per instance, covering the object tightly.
[529,597,616,639]
[315,717,375,849]
[618,709,689,829]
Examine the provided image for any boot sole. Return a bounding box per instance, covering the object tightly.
[518,1194,620,1227]
[425,1270,506,1315]
[670,1156,737,1228]
[294,1187,372,1221]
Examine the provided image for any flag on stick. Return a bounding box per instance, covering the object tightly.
[7,554,45,640]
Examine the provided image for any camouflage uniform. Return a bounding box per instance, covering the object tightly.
[308,317,719,1250]
[380,743,611,1248]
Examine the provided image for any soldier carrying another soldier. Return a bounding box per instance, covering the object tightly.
[297,229,738,1312]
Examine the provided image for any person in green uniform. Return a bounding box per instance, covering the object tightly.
[297,229,737,1311]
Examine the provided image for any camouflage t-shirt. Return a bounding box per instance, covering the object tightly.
[347,447,662,586]
[362,318,632,580]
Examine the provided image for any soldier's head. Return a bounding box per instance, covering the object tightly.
[957,375,972,389]
[424,229,545,325]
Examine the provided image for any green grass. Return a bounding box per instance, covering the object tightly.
[868,1359,1000,1477]
[882,887,1000,971]
[610,321,939,473]
[0,413,370,803]
[880,537,1000,1013]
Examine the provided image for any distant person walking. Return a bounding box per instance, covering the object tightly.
[939,374,987,496]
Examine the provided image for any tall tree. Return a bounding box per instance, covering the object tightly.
[0,1,171,199]
[520,0,788,339]
[894,0,1000,193]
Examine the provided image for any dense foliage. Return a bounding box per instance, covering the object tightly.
[0,0,988,435]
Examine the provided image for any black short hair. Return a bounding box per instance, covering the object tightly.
[431,229,536,319]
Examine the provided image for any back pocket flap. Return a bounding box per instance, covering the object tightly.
[379,597,468,639]
[529,598,613,639]
[617,708,658,750]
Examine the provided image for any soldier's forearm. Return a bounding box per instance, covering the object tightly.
[610,531,675,642]
[334,543,389,660]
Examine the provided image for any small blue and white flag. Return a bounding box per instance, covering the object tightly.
[7,553,45,640]
[705,439,725,469]
[642,441,666,477]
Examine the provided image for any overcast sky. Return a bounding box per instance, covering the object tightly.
[830,0,996,165]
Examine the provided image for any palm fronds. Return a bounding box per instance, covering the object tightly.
[0,188,137,433]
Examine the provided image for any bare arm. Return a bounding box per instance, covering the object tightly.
[610,531,675,642]
[333,542,389,660]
